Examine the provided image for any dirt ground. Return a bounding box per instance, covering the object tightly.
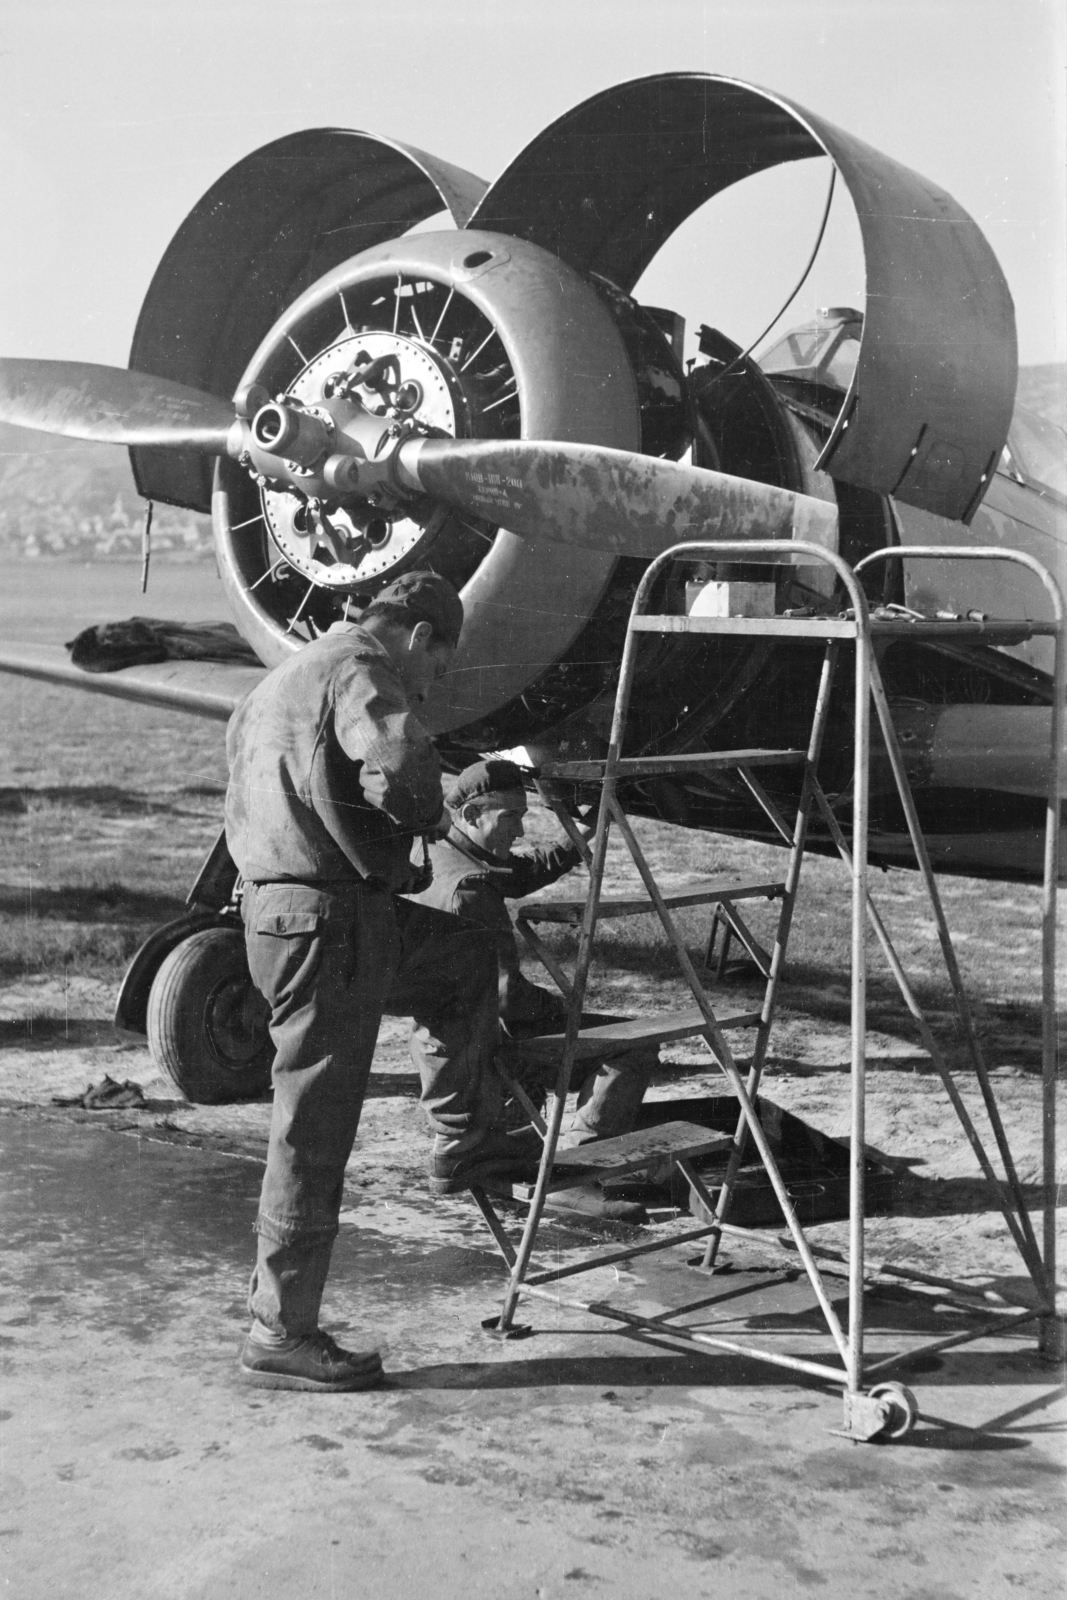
[3,1111,1063,1600]
[1,559,1065,1596]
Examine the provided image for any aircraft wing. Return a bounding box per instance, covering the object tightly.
[0,644,265,720]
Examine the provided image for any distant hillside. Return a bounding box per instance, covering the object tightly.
[1,362,1063,562]
[0,422,211,562]
[1016,363,1067,428]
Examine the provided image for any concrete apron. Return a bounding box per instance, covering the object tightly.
[0,1115,1062,1600]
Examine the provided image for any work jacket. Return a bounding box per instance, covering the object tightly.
[408,827,580,1021]
[225,621,443,891]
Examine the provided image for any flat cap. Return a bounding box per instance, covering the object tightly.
[372,569,464,645]
[447,759,527,809]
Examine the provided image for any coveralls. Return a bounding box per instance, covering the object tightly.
[408,827,656,1140]
[225,622,502,1335]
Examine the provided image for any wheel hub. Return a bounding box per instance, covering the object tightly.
[205,975,271,1069]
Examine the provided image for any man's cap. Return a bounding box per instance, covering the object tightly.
[371,569,464,645]
[447,759,527,809]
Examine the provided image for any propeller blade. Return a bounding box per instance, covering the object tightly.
[0,359,234,450]
[397,437,837,556]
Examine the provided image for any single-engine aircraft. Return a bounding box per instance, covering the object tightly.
[0,73,1063,1103]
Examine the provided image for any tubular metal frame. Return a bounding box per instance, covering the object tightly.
[477,539,1062,1434]
[854,544,1064,1339]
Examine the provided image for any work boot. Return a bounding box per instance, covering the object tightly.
[237,1328,384,1392]
[429,1125,542,1195]
[544,1184,649,1225]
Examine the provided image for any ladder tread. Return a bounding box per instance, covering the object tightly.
[501,1006,761,1062]
[516,876,786,924]
[551,1120,732,1177]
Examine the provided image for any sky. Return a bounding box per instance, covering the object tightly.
[0,0,1063,373]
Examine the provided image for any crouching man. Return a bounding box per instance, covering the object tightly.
[225,575,537,1394]
[408,760,657,1221]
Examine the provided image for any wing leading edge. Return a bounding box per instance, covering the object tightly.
[0,644,265,720]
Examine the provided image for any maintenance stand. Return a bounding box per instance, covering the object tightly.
[467,540,1063,1443]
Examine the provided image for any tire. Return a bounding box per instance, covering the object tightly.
[147,928,274,1104]
[114,910,230,1034]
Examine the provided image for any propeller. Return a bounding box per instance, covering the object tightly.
[0,357,838,559]
[0,359,234,450]
[396,437,838,556]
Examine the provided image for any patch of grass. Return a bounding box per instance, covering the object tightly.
[0,877,189,981]
[0,883,186,923]
[2,669,227,990]
[0,918,153,982]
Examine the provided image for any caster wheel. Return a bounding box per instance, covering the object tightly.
[869,1381,918,1440]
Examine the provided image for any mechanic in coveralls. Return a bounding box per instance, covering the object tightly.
[409,759,656,1222]
[225,573,538,1393]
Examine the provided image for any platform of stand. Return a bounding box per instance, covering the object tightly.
[626,613,1054,643]
[500,1005,761,1063]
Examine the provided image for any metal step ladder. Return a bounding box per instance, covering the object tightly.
[472,546,842,1330]
[468,537,1063,1442]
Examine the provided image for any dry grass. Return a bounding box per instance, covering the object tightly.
[1,560,231,999]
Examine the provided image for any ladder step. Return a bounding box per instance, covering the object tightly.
[540,749,804,782]
[516,876,785,925]
[502,1006,761,1062]
[551,1120,732,1178]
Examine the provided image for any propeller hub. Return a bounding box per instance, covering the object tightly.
[249,400,332,465]
[238,329,463,588]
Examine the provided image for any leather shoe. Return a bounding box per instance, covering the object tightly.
[429,1126,542,1195]
[238,1329,384,1392]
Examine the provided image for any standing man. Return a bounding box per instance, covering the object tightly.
[225,573,536,1393]
[409,760,657,1220]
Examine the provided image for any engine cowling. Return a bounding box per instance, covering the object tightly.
[213,229,644,735]
[122,78,1046,885]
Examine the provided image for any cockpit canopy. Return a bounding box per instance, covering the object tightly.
[761,308,1065,504]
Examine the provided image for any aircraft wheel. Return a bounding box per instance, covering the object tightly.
[147,928,274,1104]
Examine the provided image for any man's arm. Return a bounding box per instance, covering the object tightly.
[333,654,444,831]
[498,840,583,899]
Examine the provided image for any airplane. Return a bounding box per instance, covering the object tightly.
[0,72,1063,1104]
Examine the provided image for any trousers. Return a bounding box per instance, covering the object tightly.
[242,879,500,1334]
[501,996,655,1142]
